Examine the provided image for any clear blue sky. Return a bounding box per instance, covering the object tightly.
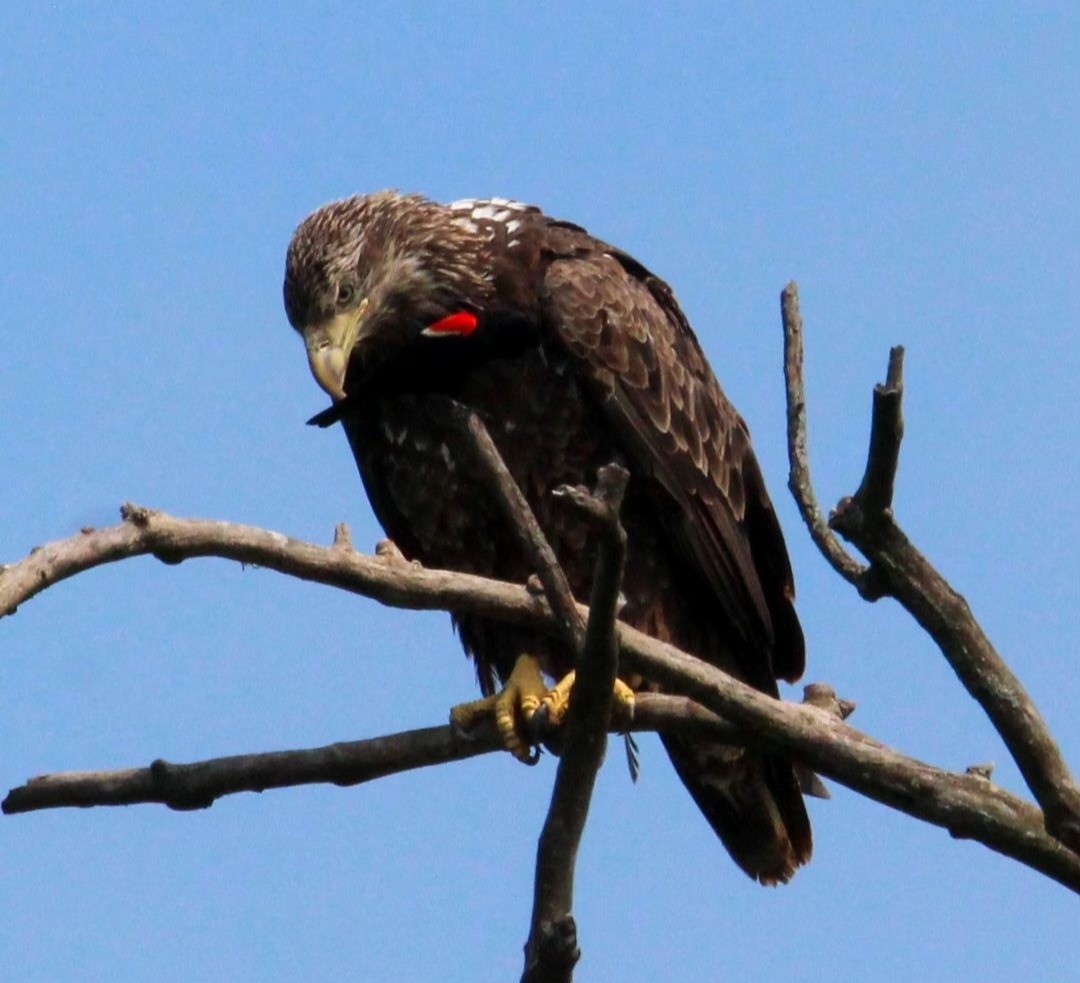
[2,3,1078,980]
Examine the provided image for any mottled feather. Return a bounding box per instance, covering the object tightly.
[283,191,812,884]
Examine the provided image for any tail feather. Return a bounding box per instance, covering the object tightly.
[661,735,812,885]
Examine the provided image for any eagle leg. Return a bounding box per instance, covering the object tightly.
[538,672,636,729]
[450,654,548,763]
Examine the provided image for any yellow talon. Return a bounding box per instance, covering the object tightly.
[450,660,637,761]
[539,671,636,728]
[450,655,549,762]
[449,693,498,733]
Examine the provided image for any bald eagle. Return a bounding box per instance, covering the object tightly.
[283,192,811,884]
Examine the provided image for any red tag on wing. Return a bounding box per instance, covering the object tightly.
[422,311,479,337]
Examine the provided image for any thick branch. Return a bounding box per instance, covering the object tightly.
[2,692,843,816]
[440,406,630,980]
[523,464,630,983]
[3,723,495,813]
[3,509,1079,890]
[5,667,1078,893]
[617,636,1080,892]
[0,503,548,626]
[782,286,1080,852]
[0,694,732,816]
[827,353,1080,852]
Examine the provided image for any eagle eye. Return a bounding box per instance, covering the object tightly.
[336,283,357,308]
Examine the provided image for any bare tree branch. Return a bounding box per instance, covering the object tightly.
[3,723,495,814]
[443,399,585,652]
[619,628,1080,892]
[3,507,1079,890]
[6,269,1076,983]
[0,691,838,816]
[0,695,737,816]
[0,502,546,627]
[523,464,630,983]
[781,282,867,585]
[851,344,905,517]
[784,282,1080,852]
[441,402,627,981]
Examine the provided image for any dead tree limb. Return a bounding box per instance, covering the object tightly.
[445,400,629,982]
[2,690,841,817]
[522,464,630,983]
[0,694,730,816]
[3,507,1079,891]
[444,399,585,653]
[781,283,867,585]
[781,281,1080,853]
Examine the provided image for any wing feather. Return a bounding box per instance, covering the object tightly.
[540,240,804,688]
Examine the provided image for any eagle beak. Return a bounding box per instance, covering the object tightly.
[303,300,368,402]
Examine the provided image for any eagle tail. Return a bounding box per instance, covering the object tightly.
[661,735,812,885]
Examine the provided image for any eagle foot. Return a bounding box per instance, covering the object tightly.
[536,672,636,730]
[449,655,548,764]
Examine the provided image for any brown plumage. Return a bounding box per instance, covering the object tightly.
[283,191,812,884]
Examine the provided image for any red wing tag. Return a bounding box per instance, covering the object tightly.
[421,311,479,337]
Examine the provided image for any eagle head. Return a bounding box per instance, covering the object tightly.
[283,191,491,401]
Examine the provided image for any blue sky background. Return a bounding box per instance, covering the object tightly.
[2,3,1078,980]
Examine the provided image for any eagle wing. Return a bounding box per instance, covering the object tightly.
[538,231,804,692]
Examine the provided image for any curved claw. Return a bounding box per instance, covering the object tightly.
[539,672,637,728]
[527,702,551,741]
[449,655,549,763]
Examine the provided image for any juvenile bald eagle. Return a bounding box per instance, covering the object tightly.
[283,192,811,884]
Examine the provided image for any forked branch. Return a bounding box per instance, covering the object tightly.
[2,507,1079,891]
[3,284,1079,977]
[782,281,1080,852]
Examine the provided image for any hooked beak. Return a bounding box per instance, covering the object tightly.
[303,299,368,401]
